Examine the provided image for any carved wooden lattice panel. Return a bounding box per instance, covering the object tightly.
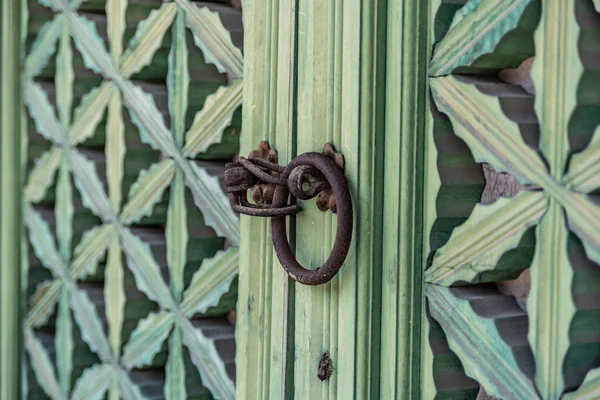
[424,0,600,399]
[22,0,242,398]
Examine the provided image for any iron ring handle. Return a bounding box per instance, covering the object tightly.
[271,152,353,285]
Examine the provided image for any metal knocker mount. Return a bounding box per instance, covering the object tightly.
[224,142,353,286]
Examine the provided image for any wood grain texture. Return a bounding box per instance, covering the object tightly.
[292,1,359,398]
[565,126,600,193]
[528,200,576,399]
[237,0,390,398]
[429,0,531,76]
[426,284,537,400]
[425,1,600,399]
[380,0,429,398]
[425,191,546,286]
[430,76,546,186]
[236,0,296,399]
[22,0,242,398]
[0,0,23,396]
[533,1,581,181]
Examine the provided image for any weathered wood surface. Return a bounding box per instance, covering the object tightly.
[22,0,242,398]
[425,0,600,399]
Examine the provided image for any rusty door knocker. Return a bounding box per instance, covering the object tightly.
[224,142,353,286]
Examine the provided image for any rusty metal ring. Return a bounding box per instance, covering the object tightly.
[288,165,329,200]
[271,152,353,285]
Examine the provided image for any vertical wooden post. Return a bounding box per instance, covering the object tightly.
[380,0,430,398]
[0,0,23,397]
[237,0,298,398]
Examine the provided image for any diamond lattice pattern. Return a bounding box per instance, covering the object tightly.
[23,0,242,398]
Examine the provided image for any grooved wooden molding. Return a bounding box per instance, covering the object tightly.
[22,0,242,398]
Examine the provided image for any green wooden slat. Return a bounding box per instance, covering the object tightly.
[71,364,113,400]
[56,22,73,129]
[107,0,126,61]
[528,200,576,399]
[25,147,62,203]
[235,3,295,396]
[24,205,67,296]
[180,248,238,316]
[24,327,61,400]
[166,326,187,400]
[121,310,174,369]
[430,76,547,186]
[179,318,235,399]
[27,280,63,327]
[68,282,114,362]
[167,171,187,300]
[51,150,73,397]
[120,4,177,77]
[533,1,581,180]
[119,80,180,156]
[25,15,62,78]
[56,159,73,263]
[182,79,242,158]
[68,82,112,145]
[25,81,64,143]
[565,126,600,193]
[184,162,239,245]
[106,89,125,213]
[70,224,114,280]
[104,238,125,357]
[181,1,243,79]
[429,0,531,76]
[104,3,126,360]
[380,0,430,397]
[426,284,538,399]
[56,292,73,396]
[564,367,600,400]
[116,368,150,400]
[169,8,189,146]
[120,228,177,309]
[292,2,354,398]
[66,149,115,220]
[425,191,547,286]
[120,160,176,224]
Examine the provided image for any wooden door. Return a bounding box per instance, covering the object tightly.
[238,0,600,399]
[13,0,244,399]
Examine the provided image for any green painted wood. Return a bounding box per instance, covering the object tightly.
[564,367,600,400]
[380,0,430,398]
[0,0,23,396]
[429,0,532,76]
[565,125,600,193]
[355,2,387,398]
[237,0,395,398]
[425,191,547,286]
[533,1,581,181]
[424,1,600,399]
[430,76,546,186]
[23,0,242,398]
[236,0,296,398]
[426,284,537,399]
[529,4,586,398]
[292,1,359,397]
[528,200,575,399]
